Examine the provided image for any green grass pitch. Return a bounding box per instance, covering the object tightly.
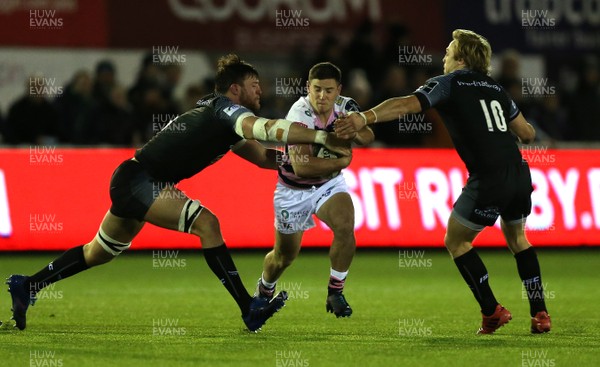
[0,249,598,366]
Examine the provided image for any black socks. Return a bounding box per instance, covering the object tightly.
[454,249,498,316]
[26,245,90,294]
[515,247,547,317]
[203,244,252,315]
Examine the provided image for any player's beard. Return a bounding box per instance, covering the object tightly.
[240,90,260,114]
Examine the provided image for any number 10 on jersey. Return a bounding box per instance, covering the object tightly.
[479,99,507,132]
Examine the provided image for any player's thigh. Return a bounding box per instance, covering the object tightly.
[316,192,354,234]
[274,230,304,263]
[109,159,162,222]
[453,174,502,231]
[274,183,315,234]
[500,163,533,226]
[100,210,145,243]
[143,186,188,230]
[87,211,145,262]
[143,187,222,245]
[445,214,481,257]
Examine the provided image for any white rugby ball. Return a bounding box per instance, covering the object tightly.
[316,145,337,159]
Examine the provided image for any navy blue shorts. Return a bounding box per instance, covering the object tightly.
[108,159,172,221]
[453,162,533,230]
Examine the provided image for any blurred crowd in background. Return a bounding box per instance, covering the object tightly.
[1,22,599,148]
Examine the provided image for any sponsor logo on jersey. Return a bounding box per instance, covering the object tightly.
[456,80,501,92]
[345,99,360,112]
[421,81,439,94]
[223,104,242,116]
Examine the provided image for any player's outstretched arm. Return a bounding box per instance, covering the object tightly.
[508,112,536,144]
[231,139,278,170]
[335,95,422,139]
[353,126,375,146]
[234,114,351,157]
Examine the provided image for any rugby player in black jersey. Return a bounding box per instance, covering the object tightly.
[6,54,350,332]
[336,30,551,335]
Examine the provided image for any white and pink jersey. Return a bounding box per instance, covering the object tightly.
[278,95,360,189]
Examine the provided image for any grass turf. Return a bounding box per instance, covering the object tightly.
[0,249,598,366]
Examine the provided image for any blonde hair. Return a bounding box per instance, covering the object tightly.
[452,29,492,75]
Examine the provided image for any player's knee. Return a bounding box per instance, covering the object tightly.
[330,219,355,239]
[190,209,221,238]
[509,238,531,254]
[274,251,296,268]
[83,242,114,267]
[445,238,472,258]
[178,199,205,235]
[94,228,132,258]
[444,234,462,252]
[443,233,452,249]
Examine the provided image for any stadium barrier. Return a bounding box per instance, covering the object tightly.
[0,147,599,250]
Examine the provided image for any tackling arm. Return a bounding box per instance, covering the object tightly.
[234,114,351,156]
[231,139,278,170]
[353,126,375,146]
[335,95,423,139]
[364,95,423,124]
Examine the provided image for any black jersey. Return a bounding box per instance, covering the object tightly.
[134,94,253,182]
[413,69,522,173]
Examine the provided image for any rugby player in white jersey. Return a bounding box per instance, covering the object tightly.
[254,62,374,317]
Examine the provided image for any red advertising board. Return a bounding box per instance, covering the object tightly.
[0,0,108,47]
[0,147,599,251]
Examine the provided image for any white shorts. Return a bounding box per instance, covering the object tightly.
[274,175,348,234]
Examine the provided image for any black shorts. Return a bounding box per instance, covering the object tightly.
[109,159,172,221]
[453,162,533,230]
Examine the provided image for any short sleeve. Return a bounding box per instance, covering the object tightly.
[285,98,315,129]
[213,96,254,127]
[505,90,521,121]
[413,74,453,110]
[344,98,360,113]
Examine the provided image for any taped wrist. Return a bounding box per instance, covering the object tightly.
[314,130,327,145]
[266,119,292,142]
[234,112,255,138]
[251,117,269,140]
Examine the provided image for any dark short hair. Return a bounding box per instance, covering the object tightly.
[214,54,259,93]
[308,62,341,84]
